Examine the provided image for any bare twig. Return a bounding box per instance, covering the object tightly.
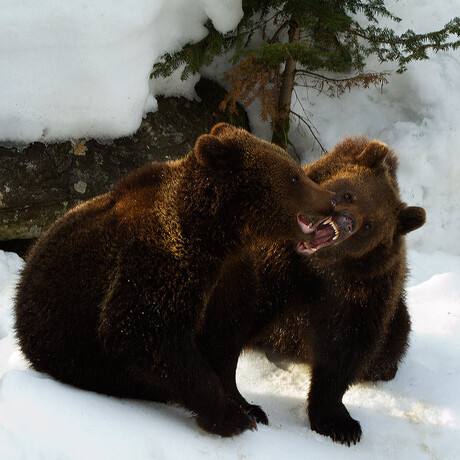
[244,11,283,40]
[270,20,291,44]
[287,139,302,163]
[294,69,391,97]
[290,87,327,154]
[290,110,327,154]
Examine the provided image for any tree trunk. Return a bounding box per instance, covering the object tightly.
[271,20,300,149]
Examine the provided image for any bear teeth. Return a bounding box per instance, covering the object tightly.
[331,221,339,240]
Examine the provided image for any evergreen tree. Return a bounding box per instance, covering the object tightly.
[152,1,460,151]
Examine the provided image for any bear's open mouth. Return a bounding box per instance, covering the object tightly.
[297,215,339,254]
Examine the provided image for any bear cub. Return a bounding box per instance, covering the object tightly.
[253,137,426,445]
[14,123,339,437]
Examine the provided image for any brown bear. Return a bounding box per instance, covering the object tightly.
[246,137,426,445]
[195,142,365,430]
[14,123,348,437]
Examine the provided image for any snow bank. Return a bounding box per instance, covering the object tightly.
[0,249,459,459]
[0,0,242,144]
[0,251,24,379]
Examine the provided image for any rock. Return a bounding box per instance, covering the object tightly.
[0,78,249,241]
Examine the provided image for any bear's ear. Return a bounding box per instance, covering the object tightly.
[194,134,236,169]
[398,206,426,235]
[357,140,394,175]
[210,123,239,138]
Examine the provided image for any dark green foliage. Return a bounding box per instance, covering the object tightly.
[152,1,460,148]
[242,41,353,72]
[352,18,460,72]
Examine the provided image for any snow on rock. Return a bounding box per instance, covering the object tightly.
[149,64,202,100]
[0,0,242,144]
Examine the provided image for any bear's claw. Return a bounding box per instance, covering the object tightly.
[196,400,257,437]
[309,408,362,446]
[246,403,269,425]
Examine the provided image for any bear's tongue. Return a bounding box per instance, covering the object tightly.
[310,224,335,247]
[296,218,337,254]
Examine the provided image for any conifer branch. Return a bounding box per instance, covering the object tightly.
[294,69,390,97]
[152,1,460,151]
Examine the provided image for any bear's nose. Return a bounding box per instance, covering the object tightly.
[338,212,356,234]
[331,193,341,207]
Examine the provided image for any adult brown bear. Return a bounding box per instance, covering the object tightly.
[14,124,351,437]
[251,137,426,445]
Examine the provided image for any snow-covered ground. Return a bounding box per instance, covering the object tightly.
[0,249,459,459]
[1,0,459,458]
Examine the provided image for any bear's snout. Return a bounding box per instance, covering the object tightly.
[338,212,356,234]
[331,193,341,207]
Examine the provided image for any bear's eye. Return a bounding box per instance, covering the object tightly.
[344,192,353,202]
[291,174,300,184]
[364,223,372,231]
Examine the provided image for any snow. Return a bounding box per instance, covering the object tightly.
[1,0,460,458]
[0,0,243,144]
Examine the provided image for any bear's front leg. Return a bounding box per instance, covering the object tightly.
[198,253,268,425]
[173,344,259,436]
[206,349,269,425]
[307,364,362,446]
[98,262,257,437]
[115,342,259,437]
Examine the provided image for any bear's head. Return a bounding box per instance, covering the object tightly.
[303,136,426,259]
[193,123,356,248]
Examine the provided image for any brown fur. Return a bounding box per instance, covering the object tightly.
[251,137,426,444]
[202,136,425,444]
[14,123,337,437]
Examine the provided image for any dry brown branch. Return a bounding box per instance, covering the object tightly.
[220,56,282,124]
[287,139,302,163]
